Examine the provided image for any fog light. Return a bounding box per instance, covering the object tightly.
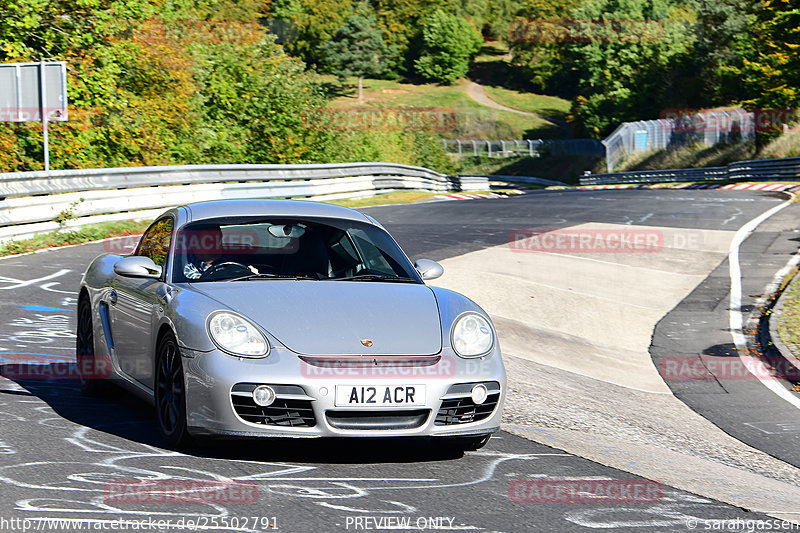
[253,385,276,407]
[470,383,488,405]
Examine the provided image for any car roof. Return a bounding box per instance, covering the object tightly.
[183,199,373,225]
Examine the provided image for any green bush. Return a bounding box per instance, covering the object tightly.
[414,9,482,85]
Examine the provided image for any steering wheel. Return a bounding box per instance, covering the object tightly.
[199,261,251,280]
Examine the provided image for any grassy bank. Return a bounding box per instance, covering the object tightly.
[778,269,800,360]
[321,75,566,140]
[616,142,757,173]
[614,128,800,173]
[0,220,151,257]
[760,130,800,159]
[482,86,570,121]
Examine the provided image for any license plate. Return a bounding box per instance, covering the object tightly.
[335,385,426,407]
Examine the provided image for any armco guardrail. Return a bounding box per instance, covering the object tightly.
[580,156,800,186]
[727,157,800,180]
[0,163,487,241]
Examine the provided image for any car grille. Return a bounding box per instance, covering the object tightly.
[326,409,430,430]
[231,383,316,427]
[435,382,501,426]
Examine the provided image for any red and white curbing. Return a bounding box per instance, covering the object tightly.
[436,190,525,201]
[438,181,800,197]
[706,183,800,191]
[575,182,800,192]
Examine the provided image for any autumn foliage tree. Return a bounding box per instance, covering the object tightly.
[0,0,335,171]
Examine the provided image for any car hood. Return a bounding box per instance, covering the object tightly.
[190,281,442,356]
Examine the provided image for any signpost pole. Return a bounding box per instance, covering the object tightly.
[39,62,50,172]
[42,116,50,172]
[1,61,67,170]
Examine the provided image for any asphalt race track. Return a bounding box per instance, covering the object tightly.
[0,189,797,532]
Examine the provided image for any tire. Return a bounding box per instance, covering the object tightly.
[76,296,103,396]
[154,332,190,448]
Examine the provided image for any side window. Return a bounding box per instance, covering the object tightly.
[351,232,395,276]
[136,218,173,268]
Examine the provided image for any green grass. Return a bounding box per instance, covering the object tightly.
[0,220,152,257]
[482,86,571,121]
[469,41,571,122]
[760,129,800,159]
[472,41,511,64]
[319,75,564,140]
[615,141,757,172]
[778,269,800,360]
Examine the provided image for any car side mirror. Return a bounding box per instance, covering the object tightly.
[414,259,443,280]
[114,256,163,279]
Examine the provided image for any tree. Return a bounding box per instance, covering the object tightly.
[692,0,759,106]
[721,0,800,109]
[560,0,700,136]
[0,0,336,170]
[320,12,395,99]
[272,0,354,66]
[414,9,483,84]
[507,0,586,92]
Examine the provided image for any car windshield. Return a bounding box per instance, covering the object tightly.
[173,216,420,283]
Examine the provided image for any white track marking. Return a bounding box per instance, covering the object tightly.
[39,282,77,294]
[729,194,800,408]
[0,269,71,290]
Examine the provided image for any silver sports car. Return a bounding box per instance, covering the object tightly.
[77,200,506,449]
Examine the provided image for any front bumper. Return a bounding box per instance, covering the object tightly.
[182,345,506,438]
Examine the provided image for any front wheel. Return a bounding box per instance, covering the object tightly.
[76,296,103,396]
[154,332,190,448]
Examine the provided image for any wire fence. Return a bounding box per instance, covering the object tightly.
[443,110,754,172]
[441,139,605,158]
[602,110,755,172]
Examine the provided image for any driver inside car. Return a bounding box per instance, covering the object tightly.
[182,223,258,280]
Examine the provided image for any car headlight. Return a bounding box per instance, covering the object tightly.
[207,311,269,357]
[451,312,493,357]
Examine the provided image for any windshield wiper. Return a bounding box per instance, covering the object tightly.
[329,274,417,283]
[225,273,320,282]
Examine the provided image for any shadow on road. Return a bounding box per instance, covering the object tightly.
[0,362,466,464]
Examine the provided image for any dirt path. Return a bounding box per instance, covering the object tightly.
[465,81,571,136]
[465,81,539,116]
